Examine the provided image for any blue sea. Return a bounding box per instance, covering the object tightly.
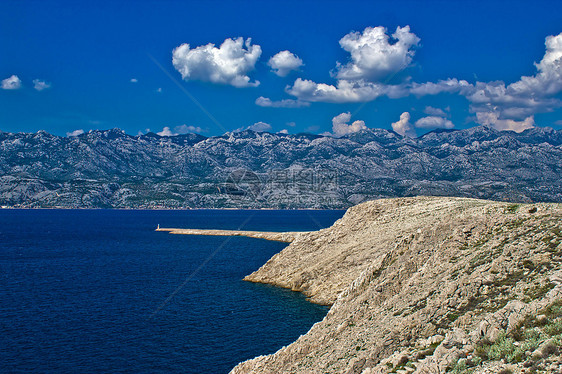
[0,209,344,373]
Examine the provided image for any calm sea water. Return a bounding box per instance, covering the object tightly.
[0,209,344,373]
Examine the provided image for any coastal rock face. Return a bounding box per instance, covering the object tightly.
[1,126,562,208]
[232,197,562,373]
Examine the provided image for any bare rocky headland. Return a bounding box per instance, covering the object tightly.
[228,196,562,373]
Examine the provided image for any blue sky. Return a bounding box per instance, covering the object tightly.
[1,0,562,137]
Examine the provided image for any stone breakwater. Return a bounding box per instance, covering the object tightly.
[230,196,562,373]
[156,227,303,243]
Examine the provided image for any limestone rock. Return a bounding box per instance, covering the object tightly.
[231,197,562,373]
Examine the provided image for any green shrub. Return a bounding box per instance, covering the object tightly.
[506,204,520,213]
[544,319,562,336]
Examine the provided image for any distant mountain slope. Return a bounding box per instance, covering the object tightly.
[0,126,561,208]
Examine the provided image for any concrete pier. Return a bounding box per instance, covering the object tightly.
[155,227,306,243]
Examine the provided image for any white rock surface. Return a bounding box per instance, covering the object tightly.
[231,196,562,373]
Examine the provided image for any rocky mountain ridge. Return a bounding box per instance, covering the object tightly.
[1,126,561,208]
[232,196,562,373]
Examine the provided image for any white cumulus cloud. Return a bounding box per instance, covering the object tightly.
[247,121,272,132]
[175,124,204,134]
[157,125,204,136]
[413,33,562,124]
[1,75,22,90]
[410,78,472,96]
[255,96,310,108]
[414,116,454,129]
[268,50,303,77]
[509,32,562,97]
[33,79,51,91]
[331,112,368,137]
[130,78,138,83]
[262,28,562,130]
[391,112,416,137]
[284,25,417,103]
[66,129,84,137]
[286,78,401,103]
[334,26,420,82]
[157,127,175,136]
[475,111,535,133]
[172,37,261,87]
[463,81,557,120]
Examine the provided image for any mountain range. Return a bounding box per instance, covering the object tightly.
[1,126,561,208]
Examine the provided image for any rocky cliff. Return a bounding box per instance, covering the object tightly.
[232,197,562,373]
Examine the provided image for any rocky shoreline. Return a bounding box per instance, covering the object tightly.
[230,196,562,373]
